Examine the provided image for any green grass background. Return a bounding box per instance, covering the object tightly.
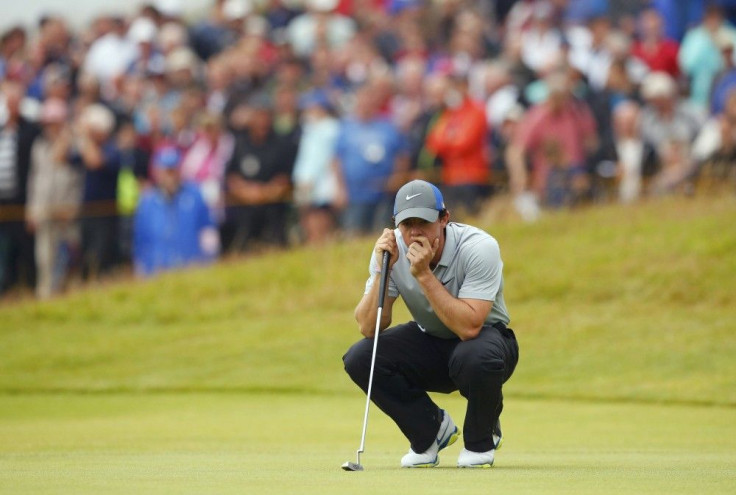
[1,195,735,493]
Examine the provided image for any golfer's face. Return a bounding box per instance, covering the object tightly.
[398,216,444,248]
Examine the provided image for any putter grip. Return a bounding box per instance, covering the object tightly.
[377,250,391,310]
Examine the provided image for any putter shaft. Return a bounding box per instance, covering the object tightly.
[342,251,391,471]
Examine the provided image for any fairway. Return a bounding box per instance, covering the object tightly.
[1,393,734,494]
[2,194,736,493]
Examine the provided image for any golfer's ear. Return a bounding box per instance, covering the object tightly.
[440,209,450,226]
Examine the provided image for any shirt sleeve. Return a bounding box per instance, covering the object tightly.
[457,236,503,302]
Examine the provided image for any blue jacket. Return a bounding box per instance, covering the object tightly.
[133,182,215,276]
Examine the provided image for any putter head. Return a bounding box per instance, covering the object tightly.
[341,461,364,471]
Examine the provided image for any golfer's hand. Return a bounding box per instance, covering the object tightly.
[374,229,398,272]
[406,235,439,278]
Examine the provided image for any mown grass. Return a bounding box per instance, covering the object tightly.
[1,393,734,494]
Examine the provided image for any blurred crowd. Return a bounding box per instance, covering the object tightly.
[2,0,736,299]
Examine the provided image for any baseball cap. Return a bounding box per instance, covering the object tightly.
[153,146,181,169]
[393,180,445,226]
[298,89,332,111]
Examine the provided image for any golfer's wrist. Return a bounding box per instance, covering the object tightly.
[413,269,434,285]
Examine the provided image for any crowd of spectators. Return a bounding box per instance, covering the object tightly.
[2,0,736,299]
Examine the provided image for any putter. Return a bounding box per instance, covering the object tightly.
[342,250,391,472]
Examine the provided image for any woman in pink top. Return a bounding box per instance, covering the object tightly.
[179,112,235,223]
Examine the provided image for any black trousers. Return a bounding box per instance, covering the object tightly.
[226,203,289,252]
[343,321,519,453]
[81,215,119,280]
[0,219,35,293]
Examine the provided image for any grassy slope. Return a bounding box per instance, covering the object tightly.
[1,195,735,405]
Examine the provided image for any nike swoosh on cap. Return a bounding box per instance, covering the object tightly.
[406,193,422,200]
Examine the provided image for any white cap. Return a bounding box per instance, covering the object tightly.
[223,0,253,20]
[154,0,183,17]
[641,71,676,100]
[127,17,158,44]
[81,104,115,135]
[307,0,338,12]
[166,47,198,73]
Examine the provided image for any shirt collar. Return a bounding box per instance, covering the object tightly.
[436,223,456,268]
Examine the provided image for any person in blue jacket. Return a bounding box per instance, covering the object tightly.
[133,146,219,277]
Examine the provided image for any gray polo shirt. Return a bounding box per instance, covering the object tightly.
[365,222,510,340]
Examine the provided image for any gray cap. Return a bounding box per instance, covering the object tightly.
[393,180,446,226]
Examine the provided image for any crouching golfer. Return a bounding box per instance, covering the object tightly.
[343,180,519,468]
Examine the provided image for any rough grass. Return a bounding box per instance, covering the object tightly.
[1,194,735,405]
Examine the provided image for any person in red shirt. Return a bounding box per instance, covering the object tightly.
[425,73,489,217]
[506,70,598,209]
[631,8,680,78]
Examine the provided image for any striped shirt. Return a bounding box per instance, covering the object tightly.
[0,127,18,200]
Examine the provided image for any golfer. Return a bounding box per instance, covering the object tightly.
[343,179,519,468]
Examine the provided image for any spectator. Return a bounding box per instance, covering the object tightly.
[407,72,447,183]
[610,100,658,203]
[133,145,218,276]
[157,21,189,56]
[0,26,27,80]
[483,60,521,130]
[568,14,615,92]
[489,103,524,193]
[506,70,598,211]
[190,0,254,60]
[26,98,82,298]
[425,71,490,217]
[519,1,564,75]
[152,0,185,23]
[225,93,297,251]
[179,111,234,223]
[631,8,680,78]
[333,83,409,235]
[710,33,736,115]
[692,87,736,189]
[125,16,165,78]
[0,80,40,294]
[83,16,138,87]
[639,72,705,195]
[204,54,235,114]
[263,0,301,33]
[70,103,122,280]
[292,90,340,244]
[651,0,705,42]
[390,56,426,133]
[286,0,357,59]
[679,5,736,109]
[272,82,301,141]
[116,120,150,265]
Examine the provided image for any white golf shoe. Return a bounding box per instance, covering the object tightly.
[493,419,503,450]
[457,448,494,468]
[400,410,460,468]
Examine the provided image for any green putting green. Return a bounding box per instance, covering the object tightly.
[1,393,734,494]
